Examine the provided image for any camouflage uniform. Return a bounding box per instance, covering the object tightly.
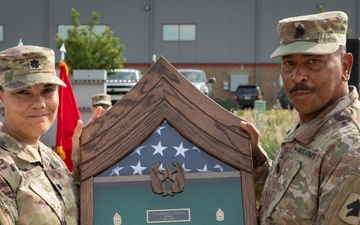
[0,45,78,224]
[257,87,360,224]
[256,11,360,225]
[0,132,79,225]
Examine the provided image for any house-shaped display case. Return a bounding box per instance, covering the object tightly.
[79,57,257,225]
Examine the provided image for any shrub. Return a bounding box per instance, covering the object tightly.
[55,8,126,72]
[235,108,298,159]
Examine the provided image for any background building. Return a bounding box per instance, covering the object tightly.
[0,0,359,104]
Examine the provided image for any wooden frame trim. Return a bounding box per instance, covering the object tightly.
[79,56,257,224]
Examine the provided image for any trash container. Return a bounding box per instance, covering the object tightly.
[254,100,266,129]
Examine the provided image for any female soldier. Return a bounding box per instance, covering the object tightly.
[0,45,100,225]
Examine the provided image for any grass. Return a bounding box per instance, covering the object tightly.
[232,104,298,160]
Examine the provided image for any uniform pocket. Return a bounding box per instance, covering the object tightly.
[268,160,319,224]
[266,160,302,217]
[30,182,63,217]
[16,177,63,223]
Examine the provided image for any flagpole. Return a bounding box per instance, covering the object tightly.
[60,43,66,61]
[56,44,67,163]
[17,38,23,46]
[56,43,82,171]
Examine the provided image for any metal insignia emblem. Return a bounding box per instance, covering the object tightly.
[294,23,305,38]
[216,208,224,221]
[29,59,41,69]
[113,213,122,225]
[150,161,185,196]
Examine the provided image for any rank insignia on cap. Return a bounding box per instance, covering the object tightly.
[29,59,41,69]
[294,23,305,38]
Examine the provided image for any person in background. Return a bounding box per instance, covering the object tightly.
[241,11,360,224]
[0,45,101,224]
[91,93,112,115]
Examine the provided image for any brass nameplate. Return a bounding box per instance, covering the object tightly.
[146,208,191,223]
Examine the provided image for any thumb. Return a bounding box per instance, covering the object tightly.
[72,120,84,160]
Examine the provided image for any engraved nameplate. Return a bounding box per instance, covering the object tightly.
[146,208,191,223]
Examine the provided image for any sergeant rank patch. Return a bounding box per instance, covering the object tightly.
[294,23,305,38]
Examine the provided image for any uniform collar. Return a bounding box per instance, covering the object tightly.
[286,86,359,145]
[0,131,42,164]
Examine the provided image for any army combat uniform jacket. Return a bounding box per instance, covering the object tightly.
[0,131,79,225]
[257,86,360,225]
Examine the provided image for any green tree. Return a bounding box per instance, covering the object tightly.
[55,8,125,72]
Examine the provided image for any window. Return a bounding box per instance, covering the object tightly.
[163,24,196,41]
[57,24,107,39]
[0,25,3,41]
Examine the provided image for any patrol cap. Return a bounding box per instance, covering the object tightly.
[92,93,112,106]
[271,11,348,58]
[0,45,66,91]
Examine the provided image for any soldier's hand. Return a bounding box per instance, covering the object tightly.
[240,120,268,162]
[240,121,259,151]
[72,106,103,160]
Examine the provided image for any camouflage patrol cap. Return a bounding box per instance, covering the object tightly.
[92,93,112,106]
[271,11,348,58]
[0,45,66,90]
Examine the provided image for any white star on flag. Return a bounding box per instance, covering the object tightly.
[98,121,236,177]
[155,126,165,135]
[132,146,145,156]
[173,142,189,157]
[152,141,167,156]
[109,164,124,176]
[158,163,165,171]
[214,162,224,172]
[197,164,211,172]
[182,163,191,172]
[192,146,201,154]
[131,160,147,175]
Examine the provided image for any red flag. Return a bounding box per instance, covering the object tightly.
[56,61,81,171]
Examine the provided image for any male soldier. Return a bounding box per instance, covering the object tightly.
[91,93,112,115]
[241,11,360,224]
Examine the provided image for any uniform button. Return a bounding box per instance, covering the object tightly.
[57,184,63,191]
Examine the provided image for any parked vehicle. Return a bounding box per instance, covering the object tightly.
[278,87,294,109]
[178,69,216,98]
[106,69,143,105]
[233,85,262,108]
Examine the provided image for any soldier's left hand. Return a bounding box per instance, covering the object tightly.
[72,106,103,160]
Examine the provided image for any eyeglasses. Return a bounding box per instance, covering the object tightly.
[93,104,111,109]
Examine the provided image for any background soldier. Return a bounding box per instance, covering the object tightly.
[91,93,112,115]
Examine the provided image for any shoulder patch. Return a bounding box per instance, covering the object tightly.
[339,193,360,224]
[322,171,360,224]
